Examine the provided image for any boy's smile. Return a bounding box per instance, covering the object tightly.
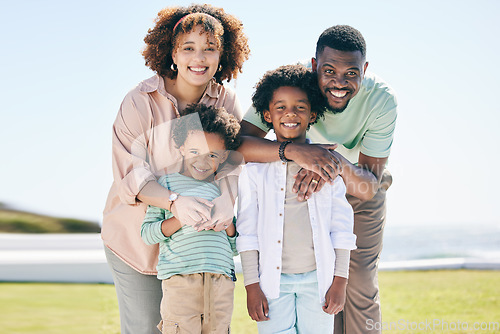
[180,130,228,181]
[264,86,316,143]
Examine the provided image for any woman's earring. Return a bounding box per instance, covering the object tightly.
[218,64,222,72]
[171,63,177,71]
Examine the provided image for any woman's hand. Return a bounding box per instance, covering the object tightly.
[196,175,238,231]
[170,195,214,228]
[206,194,235,231]
[194,194,233,231]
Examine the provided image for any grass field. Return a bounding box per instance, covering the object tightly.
[1,270,499,333]
[0,208,100,233]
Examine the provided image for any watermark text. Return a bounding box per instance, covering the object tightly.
[366,319,500,331]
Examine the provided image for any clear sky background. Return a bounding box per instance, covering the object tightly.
[1,0,499,230]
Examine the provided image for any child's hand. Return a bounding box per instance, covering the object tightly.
[245,283,269,322]
[224,222,236,237]
[323,276,347,315]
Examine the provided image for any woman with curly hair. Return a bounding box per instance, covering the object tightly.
[101,4,250,333]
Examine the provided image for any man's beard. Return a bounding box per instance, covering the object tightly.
[323,88,352,114]
[326,103,349,114]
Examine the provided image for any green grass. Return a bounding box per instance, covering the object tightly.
[0,283,119,334]
[0,208,100,233]
[0,271,499,333]
[377,270,500,333]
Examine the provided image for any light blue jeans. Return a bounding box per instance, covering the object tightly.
[257,270,334,334]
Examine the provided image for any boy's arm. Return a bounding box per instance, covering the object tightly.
[160,216,183,237]
[141,205,168,245]
[240,250,269,322]
[235,167,260,253]
[323,177,355,314]
[323,276,347,315]
[236,167,269,321]
[225,220,238,256]
[246,283,269,322]
[225,221,236,237]
[323,248,351,314]
[329,177,357,251]
[141,205,184,242]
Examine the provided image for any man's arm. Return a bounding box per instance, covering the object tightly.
[239,121,340,182]
[238,121,279,163]
[287,148,388,202]
[334,152,387,201]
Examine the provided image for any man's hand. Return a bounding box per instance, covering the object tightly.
[293,169,326,201]
[170,196,214,228]
[286,143,340,184]
[245,283,270,322]
[291,146,343,201]
[323,276,347,315]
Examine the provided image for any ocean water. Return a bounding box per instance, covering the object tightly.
[380,222,500,262]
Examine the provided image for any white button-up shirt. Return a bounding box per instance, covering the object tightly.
[236,160,357,303]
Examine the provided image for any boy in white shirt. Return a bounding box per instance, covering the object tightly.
[236,64,357,333]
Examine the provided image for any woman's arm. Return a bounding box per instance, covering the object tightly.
[113,92,216,227]
[137,181,214,227]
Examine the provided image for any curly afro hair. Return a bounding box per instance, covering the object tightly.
[251,64,326,130]
[316,25,366,59]
[142,4,250,84]
[172,103,241,151]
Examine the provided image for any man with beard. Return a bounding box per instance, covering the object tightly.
[238,25,397,334]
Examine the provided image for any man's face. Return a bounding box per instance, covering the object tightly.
[312,47,368,113]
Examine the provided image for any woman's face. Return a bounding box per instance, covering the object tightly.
[172,25,221,90]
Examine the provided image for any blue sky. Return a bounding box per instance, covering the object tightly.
[1,0,499,229]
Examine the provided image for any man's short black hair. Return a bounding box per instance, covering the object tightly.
[251,64,326,130]
[173,104,241,151]
[316,25,366,58]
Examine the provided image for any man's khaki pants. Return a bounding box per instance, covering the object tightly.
[334,174,390,334]
[158,273,234,334]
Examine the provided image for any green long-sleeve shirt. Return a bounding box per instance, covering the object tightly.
[141,173,237,280]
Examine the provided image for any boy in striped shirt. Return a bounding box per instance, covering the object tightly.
[141,103,241,333]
